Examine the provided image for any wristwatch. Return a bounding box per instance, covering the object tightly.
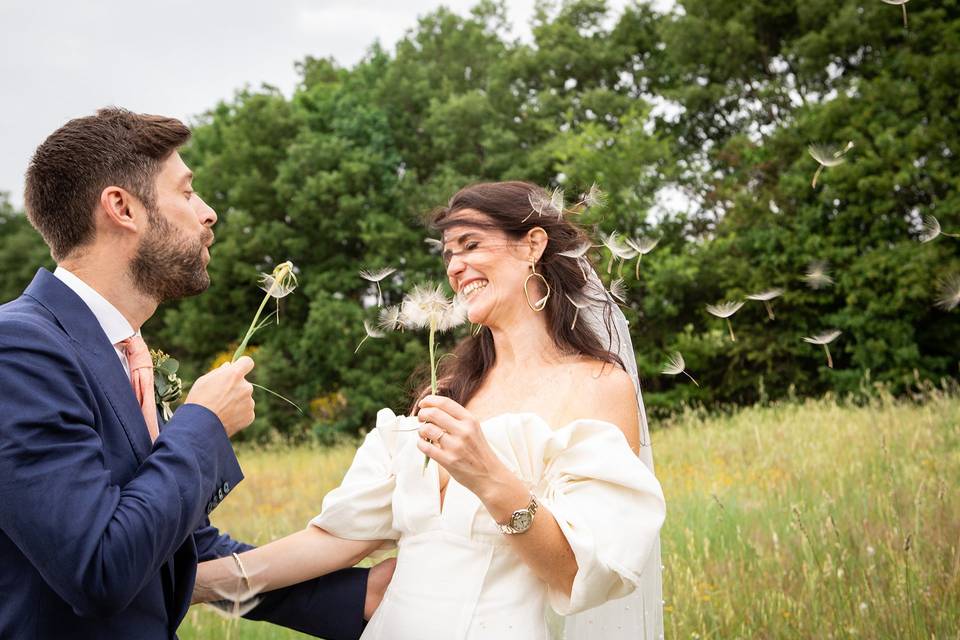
[497,494,538,535]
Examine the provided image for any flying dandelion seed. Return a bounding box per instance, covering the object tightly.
[625,236,660,279]
[424,237,443,251]
[935,273,960,311]
[746,288,785,320]
[548,187,565,217]
[609,278,627,303]
[881,0,910,27]
[661,351,700,387]
[803,330,841,368]
[706,301,745,342]
[526,191,549,221]
[600,231,638,275]
[919,215,960,243]
[558,241,593,280]
[355,319,386,353]
[564,292,594,330]
[582,183,606,208]
[808,141,854,188]
[359,267,397,307]
[804,261,835,289]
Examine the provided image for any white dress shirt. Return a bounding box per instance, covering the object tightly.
[53,267,137,377]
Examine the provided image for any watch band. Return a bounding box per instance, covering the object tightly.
[496,493,538,535]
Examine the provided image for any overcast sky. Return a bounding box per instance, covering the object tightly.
[0,0,636,209]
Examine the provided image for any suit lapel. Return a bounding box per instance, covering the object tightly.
[24,269,153,463]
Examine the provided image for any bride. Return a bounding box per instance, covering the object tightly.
[195,181,666,639]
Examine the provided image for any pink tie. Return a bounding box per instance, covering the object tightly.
[119,335,160,442]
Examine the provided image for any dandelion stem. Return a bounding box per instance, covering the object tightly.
[354,336,369,354]
[684,370,701,387]
[901,4,908,28]
[635,255,642,280]
[251,383,303,414]
[233,292,272,362]
[571,308,579,331]
[812,165,824,189]
[764,301,775,321]
[824,344,833,369]
[727,318,737,342]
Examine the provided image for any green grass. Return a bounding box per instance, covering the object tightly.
[180,388,960,639]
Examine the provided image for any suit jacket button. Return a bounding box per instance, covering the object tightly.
[222,481,230,494]
[205,501,214,515]
[218,488,224,501]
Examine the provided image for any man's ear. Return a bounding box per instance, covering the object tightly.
[98,186,141,234]
[526,226,549,262]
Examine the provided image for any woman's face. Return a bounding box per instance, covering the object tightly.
[441,211,532,326]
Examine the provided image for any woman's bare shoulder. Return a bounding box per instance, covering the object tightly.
[555,358,640,450]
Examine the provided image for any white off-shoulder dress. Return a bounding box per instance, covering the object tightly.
[311,409,666,640]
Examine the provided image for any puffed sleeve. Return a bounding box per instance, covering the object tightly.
[309,408,411,547]
[536,419,665,615]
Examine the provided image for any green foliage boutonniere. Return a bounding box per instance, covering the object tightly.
[151,349,183,421]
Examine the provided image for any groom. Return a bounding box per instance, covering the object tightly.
[0,108,392,639]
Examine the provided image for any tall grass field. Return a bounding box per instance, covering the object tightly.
[180,389,960,639]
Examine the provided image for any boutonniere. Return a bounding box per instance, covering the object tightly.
[151,349,183,421]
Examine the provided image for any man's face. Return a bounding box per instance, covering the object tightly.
[129,151,217,302]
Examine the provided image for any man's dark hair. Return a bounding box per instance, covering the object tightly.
[24,107,191,261]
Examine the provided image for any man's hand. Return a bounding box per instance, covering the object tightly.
[363,557,397,620]
[184,356,256,437]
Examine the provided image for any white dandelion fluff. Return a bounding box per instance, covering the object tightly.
[935,273,960,311]
[803,330,842,368]
[354,319,385,353]
[804,261,835,289]
[661,351,700,387]
[359,267,397,307]
[625,236,660,279]
[746,288,784,320]
[706,301,745,342]
[808,141,854,188]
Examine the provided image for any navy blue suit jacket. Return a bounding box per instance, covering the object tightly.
[0,270,367,639]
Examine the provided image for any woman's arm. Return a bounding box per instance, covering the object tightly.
[192,527,383,604]
[415,396,582,595]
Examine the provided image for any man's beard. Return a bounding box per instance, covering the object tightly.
[129,206,213,303]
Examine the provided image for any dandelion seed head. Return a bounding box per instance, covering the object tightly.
[601,231,639,260]
[746,288,784,301]
[626,236,660,255]
[808,142,853,168]
[804,261,835,289]
[919,215,941,243]
[802,330,842,345]
[661,352,687,376]
[935,273,960,311]
[583,183,606,208]
[706,301,745,318]
[558,241,592,259]
[609,278,627,302]
[359,267,397,282]
[258,261,298,298]
[363,319,385,339]
[400,283,467,332]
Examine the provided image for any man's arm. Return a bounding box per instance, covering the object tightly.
[193,523,395,640]
[0,321,242,617]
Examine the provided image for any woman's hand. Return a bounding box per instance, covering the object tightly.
[416,395,525,516]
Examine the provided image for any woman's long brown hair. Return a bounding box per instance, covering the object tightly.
[409,181,626,412]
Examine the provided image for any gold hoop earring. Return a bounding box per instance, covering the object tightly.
[523,259,551,312]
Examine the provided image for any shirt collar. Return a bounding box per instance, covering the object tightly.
[53,266,136,345]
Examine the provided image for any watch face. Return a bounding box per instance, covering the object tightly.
[511,510,533,531]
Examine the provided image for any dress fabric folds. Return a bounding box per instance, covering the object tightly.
[312,409,666,640]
